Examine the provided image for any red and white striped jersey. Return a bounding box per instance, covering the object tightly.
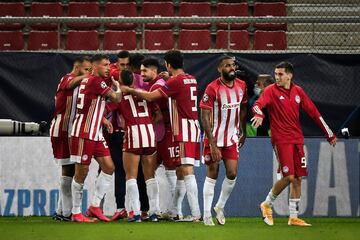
[159,73,201,143]
[118,93,158,150]
[200,78,248,147]
[50,73,78,138]
[71,75,111,141]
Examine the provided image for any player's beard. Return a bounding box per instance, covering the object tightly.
[223,70,236,82]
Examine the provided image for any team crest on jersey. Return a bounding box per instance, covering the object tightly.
[204,154,211,162]
[101,81,107,89]
[203,93,209,102]
[282,166,289,173]
[82,154,88,161]
[295,95,301,104]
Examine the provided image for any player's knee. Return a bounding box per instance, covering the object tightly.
[286,175,296,183]
[226,171,237,180]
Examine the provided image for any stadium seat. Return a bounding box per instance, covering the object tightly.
[65,31,99,50]
[104,2,137,30]
[67,2,100,30]
[179,2,211,29]
[0,3,25,30]
[216,30,249,50]
[143,30,174,50]
[103,30,137,50]
[0,31,24,50]
[30,2,62,31]
[253,2,287,31]
[28,31,59,50]
[142,2,175,30]
[178,30,211,50]
[253,30,286,50]
[216,3,249,30]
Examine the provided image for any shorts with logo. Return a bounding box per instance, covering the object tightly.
[273,143,307,177]
[179,141,200,166]
[70,137,110,165]
[202,143,239,165]
[51,136,72,165]
[157,128,181,169]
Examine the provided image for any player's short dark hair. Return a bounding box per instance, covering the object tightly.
[276,61,294,75]
[141,57,160,70]
[74,55,91,65]
[218,55,235,67]
[91,54,109,63]
[117,50,130,59]
[164,50,183,69]
[129,53,145,70]
[121,69,133,86]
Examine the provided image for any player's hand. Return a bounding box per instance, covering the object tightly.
[251,116,263,128]
[328,136,337,147]
[103,118,113,134]
[210,143,222,162]
[238,134,246,149]
[159,71,170,80]
[112,77,120,90]
[120,85,131,94]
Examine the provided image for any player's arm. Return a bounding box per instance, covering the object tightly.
[251,87,270,128]
[238,104,247,148]
[66,74,88,90]
[121,86,163,102]
[201,108,221,162]
[102,117,113,134]
[300,89,336,146]
[152,109,163,124]
[105,78,122,103]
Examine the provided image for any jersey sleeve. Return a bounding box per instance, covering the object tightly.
[158,77,178,98]
[241,82,248,105]
[252,86,272,118]
[59,75,74,90]
[199,84,216,110]
[91,77,112,97]
[299,87,335,140]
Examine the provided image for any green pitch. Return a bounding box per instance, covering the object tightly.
[2,217,359,240]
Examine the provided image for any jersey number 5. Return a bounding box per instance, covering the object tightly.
[190,86,197,112]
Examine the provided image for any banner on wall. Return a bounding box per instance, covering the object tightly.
[0,137,358,217]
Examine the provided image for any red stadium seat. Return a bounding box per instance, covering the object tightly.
[253,30,286,50]
[0,31,24,50]
[28,31,59,50]
[178,30,211,50]
[216,30,249,50]
[144,30,174,50]
[253,2,287,31]
[67,2,100,30]
[0,3,25,30]
[65,31,99,50]
[104,2,137,30]
[30,2,62,30]
[216,3,249,30]
[103,31,137,50]
[142,2,175,30]
[179,2,211,29]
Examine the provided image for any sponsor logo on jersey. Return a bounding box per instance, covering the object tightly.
[295,95,301,103]
[282,166,289,173]
[221,102,240,110]
[202,93,209,102]
[101,81,107,89]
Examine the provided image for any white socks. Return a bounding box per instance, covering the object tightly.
[165,170,177,213]
[265,190,277,207]
[92,171,112,207]
[126,179,140,215]
[60,176,73,217]
[215,177,236,210]
[71,179,84,214]
[289,198,300,218]
[203,177,216,218]
[146,178,160,215]
[184,174,201,218]
[172,180,186,216]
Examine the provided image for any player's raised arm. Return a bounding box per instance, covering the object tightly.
[121,85,163,102]
[106,77,122,103]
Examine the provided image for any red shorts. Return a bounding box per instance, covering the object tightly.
[157,128,181,169]
[51,136,72,165]
[273,143,307,177]
[179,142,200,166]
[202,144,239,165]
[124,147,156,156]
[70,137,110,165]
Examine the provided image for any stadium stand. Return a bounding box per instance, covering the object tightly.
[103,30,137,50]
[178,30,211,50]
[65,30,99,50]
[216,3,249,30]
[253,30,287,50]
[30,2,62,31]
[253,2,287,31]
[142,2,175,30]
[144,30,174,50]
[28,31,59,50]
[216,30,249,50]
[179,2,211,30]
[104,2,137,30]
[0,2,25,31]
[67,2,100,30]
[0,31,24,51]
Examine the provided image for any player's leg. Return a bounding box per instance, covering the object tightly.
[138,163,150,220]
[123,151,141,222]
[203,161,219,226]
[141,151,160,221]
[288,144,311,226]
[60,164,75,220]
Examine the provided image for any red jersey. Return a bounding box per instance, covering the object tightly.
[200,78,248,147]
[71,75,111,141]
[252,83,335,144]
[109,63,119,81]
[149,77,170,125]
[50,73,78,138]
[118,93,158,149]
[159,73,201,143]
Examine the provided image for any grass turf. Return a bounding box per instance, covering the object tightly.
[1,217,359,240]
